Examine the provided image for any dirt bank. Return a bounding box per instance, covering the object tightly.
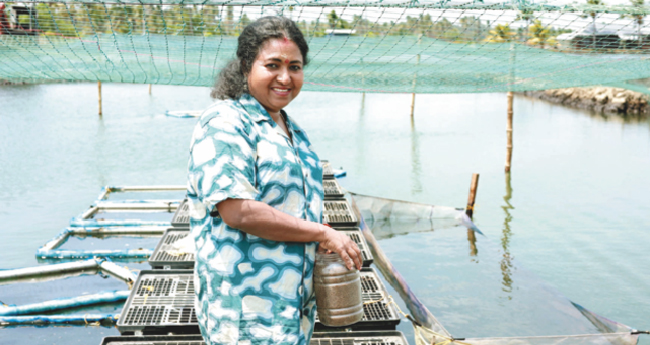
[522,87,649,115]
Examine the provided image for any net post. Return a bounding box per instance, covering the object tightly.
[410,54,420,118]
[465,173,479,219]
[466,173,479,256]
[98,81,102,117]
[148,84,152,95]
[505,92,514,172]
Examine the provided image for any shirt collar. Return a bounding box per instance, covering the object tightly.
[238,93,272,123]
[238,93,302,133]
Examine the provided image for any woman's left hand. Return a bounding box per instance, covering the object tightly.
[318,226,363,270]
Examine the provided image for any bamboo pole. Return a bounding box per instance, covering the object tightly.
[465,173,480,219]
[505,92,514,172]
[98,81,102,116]
[410,54,420,118]
[466,173,480,256]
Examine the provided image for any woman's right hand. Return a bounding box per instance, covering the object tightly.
[318,226,363,270]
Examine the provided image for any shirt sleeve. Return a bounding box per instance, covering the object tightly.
[188,109,259,215]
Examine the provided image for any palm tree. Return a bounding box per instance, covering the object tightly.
[516,8,535,42]
[527,19,557,47]
[328,10,338,30]
[485,23,517,42]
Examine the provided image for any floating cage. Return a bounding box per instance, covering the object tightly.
[315,268,401,331]
[323,179,345,200]
[100,335,205,345]
[148,229,370,269]
[117,270,198,335]
[101,331,408,345]
[322,160,335,180]
[323,200,358,227]
[311,331,409,345]
[148,229,193,270]
[171,199,190,228]
[118,269,397,335]
[340,229,373,267]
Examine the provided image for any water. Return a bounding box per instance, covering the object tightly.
[1,83,649,344]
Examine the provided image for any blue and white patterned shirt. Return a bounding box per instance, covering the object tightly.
[187,93,323,345]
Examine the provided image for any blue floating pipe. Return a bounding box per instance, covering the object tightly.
[0,291,129,316]
[0,314,119,325]
[38,228,73,251]
[69,218,170,227]
[35,248,153,260]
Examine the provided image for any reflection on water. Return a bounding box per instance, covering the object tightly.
[500,172,515,298]
[467,229,478,258]
[410,120,423,195]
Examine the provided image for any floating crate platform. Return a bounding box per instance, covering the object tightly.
[171,198,190,228]
[149,229,368,269]
[323,179,345,200]
[101,331,409,345]
[340,229,373,267]
[117,270,198,335]
[315,268,401,331]
[323,200,358,227]
[101,335,204,345]
[321,160,335,180]
[311,331,409,345]
[149,229,193,269]
[118,269,397,335]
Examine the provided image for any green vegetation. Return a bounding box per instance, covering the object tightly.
[0,3,570,45]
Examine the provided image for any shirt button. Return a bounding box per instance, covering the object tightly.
[298,286,304,295]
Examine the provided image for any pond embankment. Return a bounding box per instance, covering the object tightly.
[522,87,649,116]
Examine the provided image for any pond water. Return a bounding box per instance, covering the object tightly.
[1,83,649,344]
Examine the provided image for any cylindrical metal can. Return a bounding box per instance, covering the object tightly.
[313,252,363,327]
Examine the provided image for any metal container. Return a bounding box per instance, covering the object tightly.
[314,252,363,327]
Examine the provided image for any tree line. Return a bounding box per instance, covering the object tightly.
[4,2,572,45]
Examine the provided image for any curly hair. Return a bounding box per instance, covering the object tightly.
[211,16,309,100]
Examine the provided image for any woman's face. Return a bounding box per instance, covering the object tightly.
[247,38,304,115]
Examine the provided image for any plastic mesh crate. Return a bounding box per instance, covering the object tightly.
[315,268,401,331]
[311,331,409,345]
[323,179,345,200]
[149,229,371,269]
[323,200,358,227]
[101,335,205,345]
[322,160,335,180]
[117,270,199,335]
[340,230,373,267]
[118,269,397,334]
[171,199,190,228]
[149,229,194,269]
[101,331,409,345]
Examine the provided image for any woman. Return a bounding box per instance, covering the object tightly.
[187,16,362,345]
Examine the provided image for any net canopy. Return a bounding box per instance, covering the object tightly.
[2,0,650,93]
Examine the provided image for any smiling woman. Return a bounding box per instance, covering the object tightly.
[188,16,361,345]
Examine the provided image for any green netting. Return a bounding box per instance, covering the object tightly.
[2,1,650,93]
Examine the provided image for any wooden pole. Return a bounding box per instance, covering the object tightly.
[465,173,480,219]
[148,84,152,95]
[505,92,513,172]
[410,54,420,118]
[466,173,480,256]
[98,81,102,117]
